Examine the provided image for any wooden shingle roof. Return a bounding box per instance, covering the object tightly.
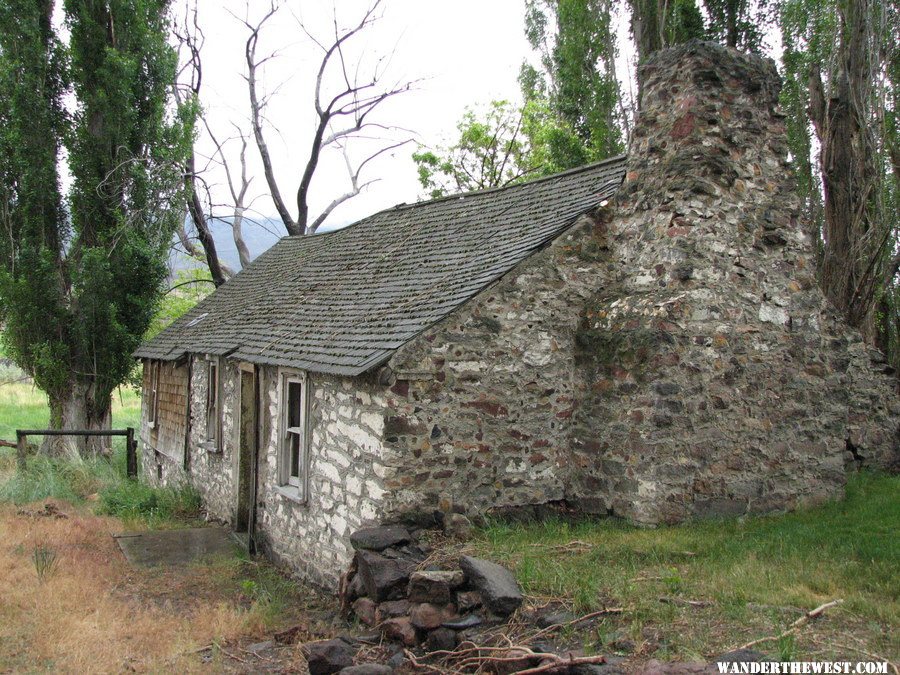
[135,156,626,375]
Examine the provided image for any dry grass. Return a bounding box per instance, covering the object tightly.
[0,500,333,673]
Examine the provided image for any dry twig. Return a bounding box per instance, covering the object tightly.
[809,639,898,675]
[659,596,713,608]
[738,599,844,650]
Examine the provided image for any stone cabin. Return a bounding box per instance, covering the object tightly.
[136,42,899,588]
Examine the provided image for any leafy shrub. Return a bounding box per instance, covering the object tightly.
[98,480,201,526]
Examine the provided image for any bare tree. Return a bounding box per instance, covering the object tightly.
[205,122,257,269]
[174,2,230,286]
[237,0,414,236]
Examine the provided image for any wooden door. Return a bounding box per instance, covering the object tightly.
[236,367,258,551]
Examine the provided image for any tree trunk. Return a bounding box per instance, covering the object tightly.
[630,0,665,109]
[232,206,251,269]
[812,0,881,339]
[40,381,112,458]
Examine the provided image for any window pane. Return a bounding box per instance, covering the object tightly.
[208,363,218,440]
[290,432,300,478]
[287,381,302,428]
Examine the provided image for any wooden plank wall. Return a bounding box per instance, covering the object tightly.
[144,359,189,459]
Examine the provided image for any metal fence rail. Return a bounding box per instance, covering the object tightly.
[15,428,137,478]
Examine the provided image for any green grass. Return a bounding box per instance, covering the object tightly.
[0,370,141,444]
[0,366,198,529]
[474,472,900,660]
[98,477,202,528]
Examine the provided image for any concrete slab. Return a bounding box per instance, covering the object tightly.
[114,527,238,567]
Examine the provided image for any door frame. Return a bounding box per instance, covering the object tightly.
[235,362,260,553]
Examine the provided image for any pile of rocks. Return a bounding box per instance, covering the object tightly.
[343,524,523,652]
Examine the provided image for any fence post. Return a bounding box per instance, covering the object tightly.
[16,432,27,472]
[126,427,137,479]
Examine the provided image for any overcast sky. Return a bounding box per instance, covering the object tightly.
[191,0,542,235]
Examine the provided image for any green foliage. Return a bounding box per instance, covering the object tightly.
[780,0,899,368]
[522,0,625,168]
[703,0,774,52]
[475,472,899,652]
[98,479,202,527]
[0,0,192,438]
[779,0,837,245]
[412,100,540,198]
[0,441,201,528]
[0,454,111,504]
[146,268,214,341]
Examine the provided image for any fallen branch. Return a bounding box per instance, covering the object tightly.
[659,596,713,608]
[218,646,248,663]
[516,654,607,675]
[739,599,844,650]
[809,639,898,675]
[527,607,625,642]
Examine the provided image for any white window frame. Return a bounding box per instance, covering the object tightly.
[278,370,309,502]
[206,357,222,451]
[147,361,160,429]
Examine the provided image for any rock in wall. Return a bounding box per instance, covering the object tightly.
[568,41,899,523]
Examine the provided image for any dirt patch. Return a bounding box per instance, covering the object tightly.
[0,501,340,673]
[114,527,238,567]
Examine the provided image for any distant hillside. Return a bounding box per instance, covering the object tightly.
[171,216,282,274]
[172,216,347,274]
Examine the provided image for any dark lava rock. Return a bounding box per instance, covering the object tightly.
[410,602,456,631]
[570,657,628,674]
[376,598,411,620]
[456,590,482,613]
[339,666,393,675]
[442,614,482,630]
[408,569,464,604]
[714,649,765,664]
[536,610,576,628]
[425,627,458,652]
[356,550,416,601]
[380,616,419,646]
[459,555,523,616]
[351,597,377,627]
[350,525,412,552]
[444,513,474,540]
[346,572,365,601]
[387,651,409,670]
[302,638,358,675]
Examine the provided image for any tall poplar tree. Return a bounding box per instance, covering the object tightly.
[0,0,190,457]
[781,0,899,365]
[521,0,627,168]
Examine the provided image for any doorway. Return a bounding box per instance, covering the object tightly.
[235,366,258,552]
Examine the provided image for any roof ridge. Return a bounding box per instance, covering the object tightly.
[285,154,628,240]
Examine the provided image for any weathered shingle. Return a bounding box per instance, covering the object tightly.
[135,156,626,375]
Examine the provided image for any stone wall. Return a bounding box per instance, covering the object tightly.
[378,41,898,527]
[380,212,616,519]
[140,356,392,589]
[254,369,391,588]
[137,41,899,587]
[565,41,899,523]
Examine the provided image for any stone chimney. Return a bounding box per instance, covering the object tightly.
[569,42,898,524]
